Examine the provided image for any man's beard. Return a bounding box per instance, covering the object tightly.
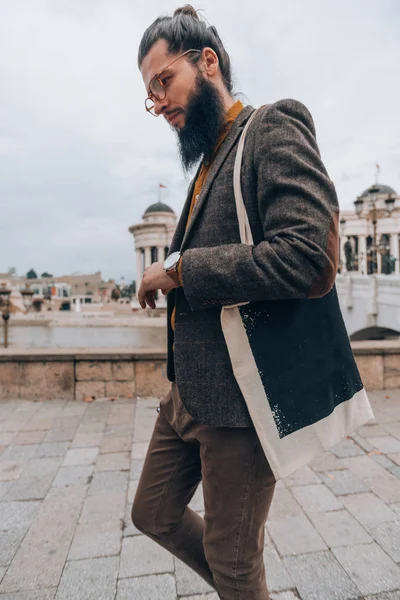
[173,72,227,174]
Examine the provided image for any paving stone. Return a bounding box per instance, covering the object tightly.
[366,437,400,454]
[131,442,149,460]
[383,423,400,440]
[43,428,77,443]
[390,466,400,479]
[283,464,321,487]
[341,455,394,480]
[79,492,126,523]
[308,509,372,547]
[389,503,400,517]
[99,435,131,454]
[291,484,343,513]
[342,493,398,526]
[179,595,219,600]
[267,514,327,556]
[174,556,214,596]
[359,424,390,437]
[0,590,56,599]
[268,489,305,521]
[364,593,400,600]
[3,475,54,501]
[21,418,54,432]
[350,433,376,453]
[388,454,400,467]
[95,452,130,472]
[319,469,369,495]
[54,556,118,600]
[366,520,400,562]
[270,593,300,600]
[188,483,204,512]
[332,542,400,596]
[88,470,129,494]
[0,481,12,499]
[52,465,93,488]
[11,431,46,445]
[0,433,16,446]
[283,550,360,600]
[0,462,24,482]
[1,445,38,462]
[62,448,98,466]
[103,425,134,439]
[119,535,174,578]
[365,475,400,504]
[0,501,41,566]
[21,458,61,478]
[70,433,103,448]
[129,459,144,481]
[68,520,122,560]
[35,442,69,459]
[0,488,84,591]
[309,451,347,471]
[331,438,365,458]
[263,544,294,592]
[115,574,176,600]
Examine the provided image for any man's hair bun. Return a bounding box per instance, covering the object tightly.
[173,5,200,20]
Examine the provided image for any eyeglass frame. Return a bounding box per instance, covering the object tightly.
[144,49,202,117]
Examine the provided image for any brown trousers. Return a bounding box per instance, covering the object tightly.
[131,382,276,600]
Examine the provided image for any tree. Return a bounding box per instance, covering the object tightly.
[41,272,53,278]
[26,269,37,279]
[111,286,120,301]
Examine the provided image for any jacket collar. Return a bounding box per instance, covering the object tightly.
[169,104,255,254]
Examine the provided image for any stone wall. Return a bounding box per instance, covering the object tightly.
[0,349,169,401]
[1,341,400,401]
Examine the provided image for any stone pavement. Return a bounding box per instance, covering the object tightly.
[0,389,399,600]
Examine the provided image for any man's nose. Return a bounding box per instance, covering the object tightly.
[153,96,168,117]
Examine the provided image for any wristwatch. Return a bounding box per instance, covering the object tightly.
[164,251,181,285]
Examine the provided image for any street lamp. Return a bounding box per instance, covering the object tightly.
[0,283,11,348]
[354,186,396,275]
[20,285,35,313]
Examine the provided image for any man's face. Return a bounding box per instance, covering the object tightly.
[141,39,226,173]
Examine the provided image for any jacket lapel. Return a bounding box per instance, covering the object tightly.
[179,105,254,252]
[167,162,203,255]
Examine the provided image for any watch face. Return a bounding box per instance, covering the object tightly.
[164,251,180,270]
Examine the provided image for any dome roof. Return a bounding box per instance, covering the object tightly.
[360,184,397,198]
[144,202,174,215]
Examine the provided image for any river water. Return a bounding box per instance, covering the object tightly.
[0,326,167,349]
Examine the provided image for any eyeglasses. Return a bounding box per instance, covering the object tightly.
[145,49,202,117]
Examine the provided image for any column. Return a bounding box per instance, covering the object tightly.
[340,236,348,273]
[144,247,151,271]
[157,246,164,264]
[390,233,400,275]
[358,235,367,275]
[135,248,142,287]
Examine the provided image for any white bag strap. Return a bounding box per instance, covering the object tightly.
[233,107,260,245]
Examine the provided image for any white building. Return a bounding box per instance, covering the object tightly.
[339,183,399,276]
[129,202,177,307]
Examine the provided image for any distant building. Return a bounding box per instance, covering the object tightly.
[129,202,177,306]
[339,183,400,275]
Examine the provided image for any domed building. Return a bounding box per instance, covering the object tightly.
[129,201,177,305]
[339,182,400,275]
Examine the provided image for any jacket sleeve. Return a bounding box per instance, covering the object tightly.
[179,98,340,311]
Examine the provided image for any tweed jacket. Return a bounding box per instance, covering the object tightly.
[166,99,341,428]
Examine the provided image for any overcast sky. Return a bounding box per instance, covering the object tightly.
[1,0,399,282]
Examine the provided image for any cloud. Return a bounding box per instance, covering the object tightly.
[0,0,399,279]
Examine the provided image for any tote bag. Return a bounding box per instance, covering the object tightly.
[220,108,374,481]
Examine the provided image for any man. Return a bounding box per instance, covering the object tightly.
[132,6,350,599]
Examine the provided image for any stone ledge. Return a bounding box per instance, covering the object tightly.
[0,347,167,362]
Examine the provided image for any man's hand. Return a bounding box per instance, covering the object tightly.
[138,262,180,309]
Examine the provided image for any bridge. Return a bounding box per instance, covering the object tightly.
[336,274,400,339]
